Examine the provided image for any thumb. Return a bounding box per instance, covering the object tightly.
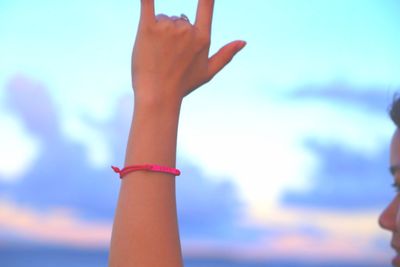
[207,40,246,80]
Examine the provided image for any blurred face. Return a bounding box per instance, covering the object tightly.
[379,129,400,266]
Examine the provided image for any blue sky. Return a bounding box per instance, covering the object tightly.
[0,0,400,263]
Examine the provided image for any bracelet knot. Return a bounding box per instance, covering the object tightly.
[111,166,121,173]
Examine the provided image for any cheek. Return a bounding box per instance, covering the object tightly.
[392,197,400,227]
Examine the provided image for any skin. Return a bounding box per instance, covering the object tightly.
[108,0,246,266]
[379,129,400,267]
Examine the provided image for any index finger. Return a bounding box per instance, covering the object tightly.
[140,0,156,24]
[195,0,215,33]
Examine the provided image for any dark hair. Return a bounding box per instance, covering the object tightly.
[390,94,400,128]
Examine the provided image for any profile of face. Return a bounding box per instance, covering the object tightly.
[379,129,400,266]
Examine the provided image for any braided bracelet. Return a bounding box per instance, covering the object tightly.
[111,164,181,178]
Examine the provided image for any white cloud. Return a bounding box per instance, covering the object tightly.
[178,92,392,214]
[62,116,112,168]
[0,113,41,182]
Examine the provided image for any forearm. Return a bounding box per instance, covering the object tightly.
[108,97,183,267]
[109,0,244,265]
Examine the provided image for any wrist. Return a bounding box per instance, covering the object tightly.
[134,96,182,114]
[133,85,183,113]
[133,93,182,119]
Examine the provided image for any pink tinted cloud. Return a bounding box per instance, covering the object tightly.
[183,207,390,263]
[0,199,112,249]
[182,232,388,263]
[0,198,391,263]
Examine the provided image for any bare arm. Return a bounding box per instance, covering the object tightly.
[108,0,246,266]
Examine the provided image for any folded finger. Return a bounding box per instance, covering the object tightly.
[155,13,169,22]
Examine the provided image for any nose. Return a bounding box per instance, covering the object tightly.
[379,210,394,231]
[379,198,397,231]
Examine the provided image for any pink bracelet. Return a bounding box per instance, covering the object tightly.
[111,164,181,178]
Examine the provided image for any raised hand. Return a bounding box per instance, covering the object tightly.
[109,2,245,266]
[132,0,246,103]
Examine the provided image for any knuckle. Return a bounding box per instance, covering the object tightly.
[197,33,210,46]
[176,24,192,35]
[155,20,174,31]
[142,23,156,34]
[193,34,210,53]
[180,23,192,31]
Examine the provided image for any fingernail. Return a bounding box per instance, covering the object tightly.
[237,41,247,50]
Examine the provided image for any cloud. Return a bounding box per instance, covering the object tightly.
[0,74,393,263]
[176,161,265,243]
[0,196,389,263]
[0,198,111,249]
[282,139,393,210]
[0,113,40,180]
[290,81,395,113]
[0,74,125,221]
[183,206,390,263]
[0,74,260,247]
[4,74,59,137]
